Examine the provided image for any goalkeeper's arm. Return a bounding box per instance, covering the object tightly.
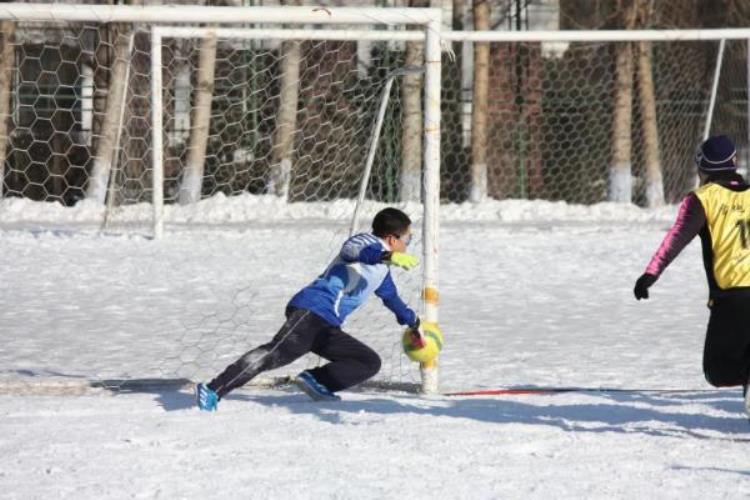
[374,272,418,328]
[380,251,419,270]
[339,234,419,270]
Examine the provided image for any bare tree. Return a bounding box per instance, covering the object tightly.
[87,24,132,204]
[175,1,252,204]
[179,30,217,204]
[400,0,429,202]
[439,0,467,202]
[637,0,664,206]
[267,38,301,200]
[470,0,489,202]
[267,0,303,199]
[0,21,15,198]
[609,0,638,203]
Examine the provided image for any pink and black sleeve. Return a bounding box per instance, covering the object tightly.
[644,193,706,277]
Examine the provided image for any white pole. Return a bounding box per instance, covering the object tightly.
[349,77,395,237]
[704,38,726,140]
[111,26,750,45]
[0,4,441,26]
[420,17,441,395]
[156,27,424,42]
[151,29,164,239]
[443,28,750,43]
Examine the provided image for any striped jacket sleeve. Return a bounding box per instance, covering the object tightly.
[375,272,418,327]
[339,233,384,265]
[645,193,706,277]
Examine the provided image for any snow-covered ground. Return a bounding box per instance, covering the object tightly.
[1,197,748,499]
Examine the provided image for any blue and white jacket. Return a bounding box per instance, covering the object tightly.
[288,233,417,328]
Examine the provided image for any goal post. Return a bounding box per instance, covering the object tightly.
[150,21,443,394]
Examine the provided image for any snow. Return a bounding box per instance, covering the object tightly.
[1,196,749,498]
[0,193,678,226]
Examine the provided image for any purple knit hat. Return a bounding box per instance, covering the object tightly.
[694,135,737,171]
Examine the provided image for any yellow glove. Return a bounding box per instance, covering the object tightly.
[387,251,420,270]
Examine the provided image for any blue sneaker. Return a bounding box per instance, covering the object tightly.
[295,371,341,402]
[196,383,218,412]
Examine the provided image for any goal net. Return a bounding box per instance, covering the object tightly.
[438,35,749,206]
[151,25,438,393]
[0,5,442,395]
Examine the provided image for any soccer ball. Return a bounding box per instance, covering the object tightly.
[402,321,444,363]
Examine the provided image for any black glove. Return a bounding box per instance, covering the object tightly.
[406,318,424,348]
[633,273,658,300]
[410,317,421,331]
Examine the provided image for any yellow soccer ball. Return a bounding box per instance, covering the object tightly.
[402,322,444,363]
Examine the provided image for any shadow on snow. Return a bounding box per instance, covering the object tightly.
[147,385,750,442]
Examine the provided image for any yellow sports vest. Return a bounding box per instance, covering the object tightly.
[694,182,750,289]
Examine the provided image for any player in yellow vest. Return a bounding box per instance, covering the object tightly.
[634,135,750,420]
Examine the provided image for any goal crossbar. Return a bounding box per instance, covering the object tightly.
[154,26,425,42]
[0,3,441,26]
[444,28,750,42]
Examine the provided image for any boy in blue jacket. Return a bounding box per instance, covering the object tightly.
[197,207,421,410]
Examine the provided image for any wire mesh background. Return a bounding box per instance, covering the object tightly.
[1,23,748,209]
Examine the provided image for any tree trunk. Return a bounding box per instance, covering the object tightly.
[609,1,637,203]
[91,26,113,159]
[439,0,467,202]
[400,1,427,202]
[87,24,131,204]
[636,0,664,207]
[268,39,301,200]
[610,42,633,203]
[470,0,489,202]
[0,21,15,198]
[164,40,188,195]
[179,30,217,205]
[637,40,664,207]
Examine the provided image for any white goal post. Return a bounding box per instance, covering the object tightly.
[149,17,442,395]
[150,23,443,393]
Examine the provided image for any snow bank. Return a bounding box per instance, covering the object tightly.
[0,193,678,226]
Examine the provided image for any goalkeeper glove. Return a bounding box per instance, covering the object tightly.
[633,273,658,300]
[382,251,420,270]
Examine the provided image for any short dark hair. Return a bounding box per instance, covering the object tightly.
[372,208,411,238]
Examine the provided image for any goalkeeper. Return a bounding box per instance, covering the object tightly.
[633,135,750,417]
[197,207,423,410]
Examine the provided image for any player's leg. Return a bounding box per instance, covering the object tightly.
[305,327,382,393]
[206,307,324,399]
[702,294,750,390]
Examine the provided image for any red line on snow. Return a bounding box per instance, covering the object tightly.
[443,387,716,396]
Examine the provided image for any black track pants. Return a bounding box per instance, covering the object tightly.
[208,307,381,398]
[703,291,750,387]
